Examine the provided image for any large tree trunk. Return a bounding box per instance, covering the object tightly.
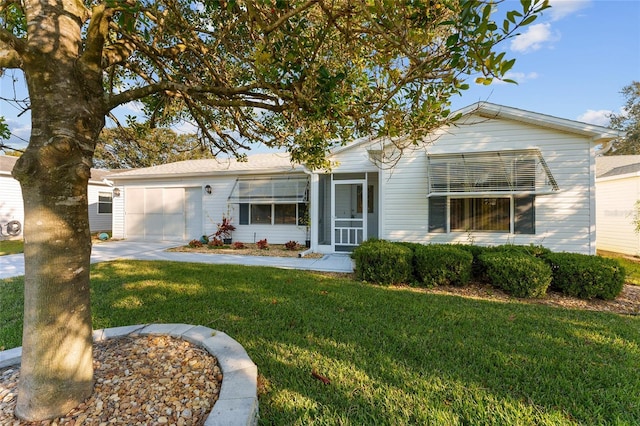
[11,0,105,419]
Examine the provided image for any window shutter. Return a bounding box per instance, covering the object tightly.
[428,196,447,233]
[239,203,249,225]
[514,195,535,234]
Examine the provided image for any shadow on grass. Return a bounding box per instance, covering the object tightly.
[3,260,639,424]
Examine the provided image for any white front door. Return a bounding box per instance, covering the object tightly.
[332,180,366,251]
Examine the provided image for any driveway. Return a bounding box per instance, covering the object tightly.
[0,240,354,280]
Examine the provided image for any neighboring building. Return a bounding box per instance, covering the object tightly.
[110,102,621,255]
[0,155,116,237]
[596,155,640,256]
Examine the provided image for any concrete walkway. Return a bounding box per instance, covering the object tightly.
[0,240,355,280]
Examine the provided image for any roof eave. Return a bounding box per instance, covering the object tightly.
[110,166,308,182]
[457,102,622,143]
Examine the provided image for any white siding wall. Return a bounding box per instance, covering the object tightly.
[596,174,640,255]
[335,115,596,254]
[113,174,307,244]
[0,175,24,238]
[88,184,114,232]
[1,175,112,236]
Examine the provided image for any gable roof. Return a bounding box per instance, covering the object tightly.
[596,155,640,178]
[111,152,304,180]
[454,102,622,143]
[332,102,623,156]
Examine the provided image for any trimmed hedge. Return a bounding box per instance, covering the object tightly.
[479,252,552,298]
[413,245,473,287]
[544,252,626,300]
[351,239,413,285]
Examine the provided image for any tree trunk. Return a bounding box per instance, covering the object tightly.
[11,1,105,416]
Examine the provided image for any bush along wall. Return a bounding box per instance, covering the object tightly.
[351,239,413,285]
[350,241,626,301]
[413,244,473,287]
[479,251,552,298]
[544,252,626,300]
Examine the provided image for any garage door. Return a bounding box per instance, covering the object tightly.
[125,187,187,241]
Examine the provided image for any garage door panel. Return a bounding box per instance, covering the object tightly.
[164,188,184,214]
[145,188,164,212]
[125,187,188,241]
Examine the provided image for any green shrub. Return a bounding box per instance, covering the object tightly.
[413,244,473,287]
[479,252,552,298]
[455,245,490,281]
[352,239,413,285]
[544,253,626,300]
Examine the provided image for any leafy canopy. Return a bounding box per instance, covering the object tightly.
[1,0,549,168]
[605,81,640,155]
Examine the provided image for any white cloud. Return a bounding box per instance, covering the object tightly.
[510,23,559,53]
[577,109,612,126]
[547,0,591,21]
[495,71,540,85]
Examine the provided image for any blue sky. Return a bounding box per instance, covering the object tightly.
[1,0,639,151]
[449,0,640,125]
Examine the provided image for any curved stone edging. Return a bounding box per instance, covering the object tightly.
[0,324,259,426]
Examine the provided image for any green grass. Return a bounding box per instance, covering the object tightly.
[0,239,23,255]
[2,260,639,425]
[599,252,640,286]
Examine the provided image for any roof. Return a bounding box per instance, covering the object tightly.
[596,155,640,178]
[0,154,117,185]
[332,101,623,156]
[455,102,622,143]
[110,152,305,180]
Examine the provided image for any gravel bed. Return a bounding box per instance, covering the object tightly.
[0,335,221,425]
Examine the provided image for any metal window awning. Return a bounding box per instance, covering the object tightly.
[426,149,559,196]
[228,176,309,203]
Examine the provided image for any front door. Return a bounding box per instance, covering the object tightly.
[332,180,366,252]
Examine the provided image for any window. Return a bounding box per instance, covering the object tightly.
[450,198,510,232]
[239,203,308,225]
[427,149,558,195]
[274,204,297,224]
[98,192,113,214]
[250,204,272,224]
[429,195,535,234]
[228,176,308,203]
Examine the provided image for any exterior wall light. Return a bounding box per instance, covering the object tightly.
[113,188,121,197]
[204,184,212,195]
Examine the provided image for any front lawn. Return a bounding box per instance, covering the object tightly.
[1,260,639,425]
[0,239,23,256]
[600,251,640,286]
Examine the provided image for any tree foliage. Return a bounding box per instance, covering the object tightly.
[605,81,640,155]
[95,125,214,168]
[2,0,549,169]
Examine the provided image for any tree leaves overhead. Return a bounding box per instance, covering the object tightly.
[605,81,640,155]
[2,0,549,169]
[94,125,215,168]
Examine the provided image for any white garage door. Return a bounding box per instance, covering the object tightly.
[125,187,187,241]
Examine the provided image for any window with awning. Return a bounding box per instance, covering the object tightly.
[228,176,309,203]
[426,149,559,196]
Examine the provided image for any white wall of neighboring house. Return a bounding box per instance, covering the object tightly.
[1,156,114,238]
[596,173,640,256]
[0,173,24,237]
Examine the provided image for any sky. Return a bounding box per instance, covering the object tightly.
[1,0,639,151]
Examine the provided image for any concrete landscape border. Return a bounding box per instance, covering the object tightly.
[0,323,259,426]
